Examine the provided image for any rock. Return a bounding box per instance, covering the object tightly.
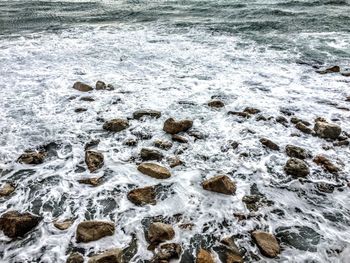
[291,117,311,126]
[123,138,138,147]
[17,151,45,165]
[85,139,100,150]
[67,252,84,263]
[196,249,215,263]
[154,243,182,261]
[215,236,244,263]
[313,155,340,174]
[316,66,340,74]
[342,72,350,77]
[95,80,107,90]
[73,81,93,92]
[168,156,183,168]
[133,110,161,120]
[227,111,250,118]
[242,195,268,212]
[78,177,102,186]
[208,100,225,108]
[76,221,115,243]
[103,119,129,132]
[127,186,156,206]
[54,219,73,230]
[138,163,171,179]
[80,96,95,102]
[314,120,341,139]
[140,148,163,161]
[276,116,288,126]
[295,122,313,134]
[333,140,349,147]
[221,140,239,152]
[202,175,236,195]
[284,158,310,177]
[243,107,261,114]
[147,222,175,243]
[251,231,280,258]
[85,151,104,172]
[172,134,188,143]
[0,183,15,197]
[154,140,173,150]
[260,138,279,151]
[285,145,309,159]
[317,182,335,193]
[163,118,193,134]
[88,248,122,263]
[0,211,41,238]
[74,108,87,113]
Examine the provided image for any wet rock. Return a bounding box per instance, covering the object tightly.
[88,248,122,263]
[141,148,163,161]
[0,183,15,197]
[147,222,175,243]
[317,182,335,193]
[196,249,215,263]
[227,111,250,118]
[202,175,236,195]
[67,252,84,263]
[243,107,261,115]
[73,81,93,92]
[168,156,183,168]
[313,155,340,174]
[172,134,188,143]
[17,151,45,165]
[314,120,341,139]
[342,72,350,77]
[316,66,340,74]
[0,211,41,238]
[85,139,100,150]
[127,186,156,206]
[221,140,239,152]
[276,116,288,126]
[333,140,349,147]
[208,100,225,108]
[291,117,311,126]
[295,122,313,134]
[123,138,138,147]
[53,218,73,231]
[80,96,95,102]
[285,145,309,159]
[188,130,207,140]
[214,236,244,263]
[78,177,102,186]
[85,151,104,172]
[95,80,107,90]
[103,119,129,132]
[138,163,171,179]
[133,110,161,120]
[131,127,153,140]
[256,115,267,121]
[260,138,279,151]
[154,140,173,150]
[153,243,182,261]
[284,158,310,177]
[251,231,280,258]
[76,221,115,243]
[163,118,193,134]
[242,195,271,212]
[74,107,87,113]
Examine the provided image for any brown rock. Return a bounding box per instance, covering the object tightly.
[168,156,183,168]
[85,139,100,150]
[154,140,173,150]
[202,175,236,195]
[314,120,341,139]
[227,111,251,118]
[0,183,15,197]
[163,118,193,134]
[103,119,129,132]
[88,248,122,263]
[133,110,161,120]
[291,117,311,126]
[284,158,310,177]
[67,252,84,263]
[54,219,73,230]
[220,237,244,263]
[244,107,261,114]
[295,122,313,134]
[95,80,107,90]
[208,100,225,108]
[127,186,156,206]
[73,82,93,92]
[85,151,104,172]
[154,243,182,261]
[140,148,163,161]
[123,138,138,147]
[251,231,280,258]
[316,66,340,74]
[147,222,175,243]
[172,134,188,143]
[260,138,279,151]
[0,211,41,238]
[78,177,102,186]
[285,145,309,159]
[196,249,215,263]
[138,163,171,179]
[76,221,115,243]
[313,155,340,174]
[80,96,95,102]
[17,151,45,165]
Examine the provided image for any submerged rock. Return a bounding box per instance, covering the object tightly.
[17,151,45,165]
[54,219,73,230]
[314,120,341,139]
[153,243,182,261]
[133,110,161,120]
[85,150,104,172]
[66,252,84,263]
[73,81,93,92]
[316,66,340,74]
[242,195,272,212]
[227,111,250,118]
[80,96,95,102]
[208,100,225,108]
[154,140,173,150]
[243,107,261,115]
[84,139,100,151]
[284,158,310,177]
[140,148,163,161]
[127,186,156,206]
[95,80,107,90]
[147,222,175,243]
[76,221,115,243]
[196,249,215,263]
[214,236,244,263]
[0,211,41,238]
[285,145,309,159]
[202,175,236,195]
[163,118,193,134]
[103,119,129,132]
[313,155,340,174]
[123,138,138,147]
[0,183,15,197]
[138,163,171,179]
[260,138,279,151]
[88,248,122,263]
[168,156,183,168]
[251,231,280,258]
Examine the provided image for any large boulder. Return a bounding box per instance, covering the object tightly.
[313,155,340,174]
[66,252,84,263]
[138,163,171,179]
[0,183,15,197]
[103,119,129,132]
[284,158,310,177]
[127,186,156,206]
[202,175,236,195]
[85,151,104,172]
[140,148,163,161]
[73,81,93,92]
[163,118,193,134]
[76,221,115,243]
[285,145,309,159]
[0,211,41,238]
[314,120,341,139]
[147,222,175,243]
[88,248,122,263]
[252,231,280,258]
[133,110,161,120]
[17,151,45,165]
[196,249,215,263]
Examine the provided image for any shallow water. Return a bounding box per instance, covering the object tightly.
[0,0,350,262]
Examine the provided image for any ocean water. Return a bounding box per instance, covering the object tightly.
[0,0,350,262]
